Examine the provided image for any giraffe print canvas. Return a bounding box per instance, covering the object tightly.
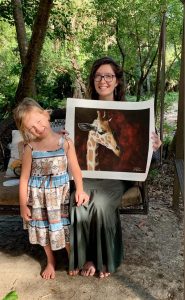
[65,98,155,181]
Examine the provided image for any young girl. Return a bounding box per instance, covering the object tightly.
[13,97,89,280]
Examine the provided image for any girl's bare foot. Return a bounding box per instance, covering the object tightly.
[99,265,110,278]
[68,269,79,276]
[42,262,55,279]
[42,245,56,279]
[81,261,96,276]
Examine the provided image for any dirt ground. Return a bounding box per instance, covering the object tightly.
[0,157,184,300]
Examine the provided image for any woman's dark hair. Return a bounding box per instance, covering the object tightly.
[87,56,125,101]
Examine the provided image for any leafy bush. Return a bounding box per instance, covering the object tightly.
[164,92,178,111]
[2,291,18,300]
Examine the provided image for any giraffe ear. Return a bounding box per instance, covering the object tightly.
[78,123,96,131]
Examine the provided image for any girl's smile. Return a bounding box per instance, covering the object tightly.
[23,108,50,138]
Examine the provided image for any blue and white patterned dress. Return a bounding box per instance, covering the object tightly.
[26,136,70,251]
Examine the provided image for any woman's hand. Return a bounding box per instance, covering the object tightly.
[151,132,162,152]
[75,191,89,207]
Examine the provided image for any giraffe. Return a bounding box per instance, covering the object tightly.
[78,110,121,170]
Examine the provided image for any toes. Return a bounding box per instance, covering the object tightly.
[42,272,49,280]
[42,272,55,280]
[99,269,110,278]
[41,265,55,280]
[89,268,96,276]
[81,269,88,276]
[69,269,79,276]
[50,272,55,279]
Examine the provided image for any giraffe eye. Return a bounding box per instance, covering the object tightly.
[98,129,106,135]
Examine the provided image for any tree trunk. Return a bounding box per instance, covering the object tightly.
[12,0,36,96]
[71,57,86,99]
[136,77,143,101]
[136,48,158,101]
[154,15,164,118]
[12,0,27,65]
[159,12,166,165]
[15,0,53,103]
[115,20,126,98]
[146,74,151,94]
[173,2,184,209]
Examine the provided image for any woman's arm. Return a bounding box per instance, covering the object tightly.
[64,138,89,206]
[19,145,32,221]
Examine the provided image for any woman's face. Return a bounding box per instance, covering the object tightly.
[94,64,118,101]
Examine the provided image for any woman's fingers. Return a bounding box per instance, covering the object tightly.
[151,132,162,151]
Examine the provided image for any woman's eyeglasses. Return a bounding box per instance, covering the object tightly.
[94,74,116,82]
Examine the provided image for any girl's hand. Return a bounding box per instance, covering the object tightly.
[75,191,89,207]
[151,132,162,152]
[20,205,32,221]
[59,129,69,135]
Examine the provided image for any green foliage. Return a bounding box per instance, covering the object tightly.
[126,95,137,102]
[2,291,18,300]
[0,0,39,26]
[0,0,183,119]
[149,167,159,179]
[162,92,178,146]
[35,36,74,107]
[164,92,178,110]
[0,19,20,117]
[48,0,74,40]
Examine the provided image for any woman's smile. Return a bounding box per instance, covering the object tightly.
[94,64,118,101]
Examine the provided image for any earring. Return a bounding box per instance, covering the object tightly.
[114,88,117,97]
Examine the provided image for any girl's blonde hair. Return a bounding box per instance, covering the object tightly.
[13,97,45,142]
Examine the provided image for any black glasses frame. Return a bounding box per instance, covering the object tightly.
[94,74,116,82]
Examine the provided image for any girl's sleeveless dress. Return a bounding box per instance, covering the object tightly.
[26,136,70,251]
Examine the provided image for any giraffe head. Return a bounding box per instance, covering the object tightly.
[95,110,121,156]
[78,110,121,158]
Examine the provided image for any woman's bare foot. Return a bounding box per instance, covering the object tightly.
[42,262,55,279]
[68,269,79,276]
[81,261,96,276]
[99,265,110,278]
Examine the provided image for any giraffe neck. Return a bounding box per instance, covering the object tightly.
[86,132,99,171]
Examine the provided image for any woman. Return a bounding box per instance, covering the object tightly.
[69,57,161,278]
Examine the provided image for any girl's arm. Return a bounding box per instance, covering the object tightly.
[19,145,32,221]
[64,138,89,206]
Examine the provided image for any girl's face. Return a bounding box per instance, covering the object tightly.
[23,108,50,139]
[94,64,118,101]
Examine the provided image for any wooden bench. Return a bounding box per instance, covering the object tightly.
[0,109,149,215]
[0,172,19,215]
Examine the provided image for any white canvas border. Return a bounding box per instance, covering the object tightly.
[65,98,155,181]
